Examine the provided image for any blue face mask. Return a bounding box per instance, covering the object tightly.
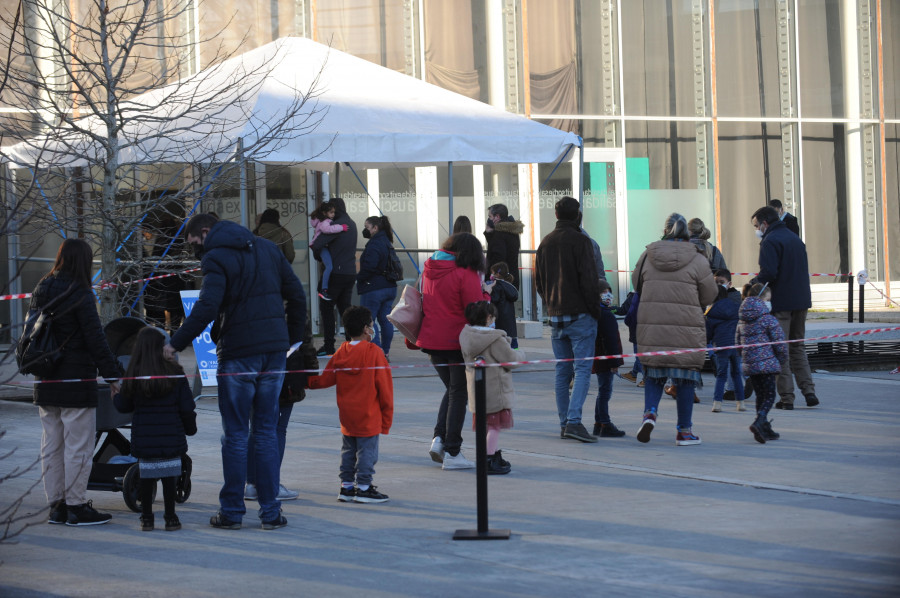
[488,321,496,329]
[600,292,613,307]
[763,300,772,312]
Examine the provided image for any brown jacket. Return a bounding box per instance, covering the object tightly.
[459,325,522,415]
[632,240,718,371]
[535,219,603,321]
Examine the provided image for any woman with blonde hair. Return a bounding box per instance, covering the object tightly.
[688,217,727,272]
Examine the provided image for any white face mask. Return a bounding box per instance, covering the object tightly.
[755,229,764,239]
[600,292,613,306]
[763,300,772,312]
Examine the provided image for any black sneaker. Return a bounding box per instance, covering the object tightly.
[338,486,356,502]
[597,422,626,438]
[722,390,736,401]
[261,512,288,530]
[494,450,511,468]
[486,453,511,475]
[209,513,241,530]
[164,514,181,531]
[564,422,598,443]
[775,401,794,411]
[805,395,820,407]
[316,348,334,357]
[353,486,389,503]
[48,501,67,525]
[65,501,112,526]
[559,426,565,439]
[140,514,154,532]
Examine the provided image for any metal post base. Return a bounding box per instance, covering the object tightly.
[453,529,511,541]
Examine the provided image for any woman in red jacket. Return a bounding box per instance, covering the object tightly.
[417,233,493,470]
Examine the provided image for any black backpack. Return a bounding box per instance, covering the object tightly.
[384,247,404,282]
[16,286,76,377]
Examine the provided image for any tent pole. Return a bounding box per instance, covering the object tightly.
[334,162,341,196]
[578,136,584,206]
[448,161,454,232]
[238,138,248,228]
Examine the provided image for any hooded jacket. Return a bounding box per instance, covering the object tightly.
[417,251,490,351]
[535,219,603,321]
[489,278,518,339]
[705,295,740,348]
[755,219,812,312]
[632,240,719,370]
[592,305,624,374]
[357,229,398,296]
[458,325,521,415]
[736,296,787,375]
[310,197,358,277]
[485,217,524,288]
[170,220,306,361]
[255,221,295,264]
[30,273,122,408]
[113,378,197,459]
[308,340,393,437]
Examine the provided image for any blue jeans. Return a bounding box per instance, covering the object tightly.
[359,286,397,356]
[550,313,597,426]
[643,376,695,431]
[216,351,285,522]
[594,371,614,424]
[321,248,334,290]
[340,434,379,486]
[714,349,744,402]
[247,403,293,486]
[630,342,643,375]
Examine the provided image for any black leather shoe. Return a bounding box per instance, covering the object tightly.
[805,395,820,407]
[775,401,794,411]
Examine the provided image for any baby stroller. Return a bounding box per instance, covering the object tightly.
[87,317,193,513]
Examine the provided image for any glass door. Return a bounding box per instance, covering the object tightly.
[580,148,627,301]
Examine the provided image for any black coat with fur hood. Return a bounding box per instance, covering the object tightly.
[485,217,524,289]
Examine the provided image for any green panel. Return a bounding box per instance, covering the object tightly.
[626,157,650,190]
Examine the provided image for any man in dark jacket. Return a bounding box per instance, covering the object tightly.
[769,199,800,236]
[535,196,603,443]
[311,197,358,355]
[484,203,524,289]
[751,206,819,409]
[165,213,306,530]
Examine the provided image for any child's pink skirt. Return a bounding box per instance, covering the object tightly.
[472,409,513,430]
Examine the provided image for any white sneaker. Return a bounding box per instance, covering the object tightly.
[244,483,258,501]
[711,401,722,413]
[442,451,475,470]
[277,484,300,501]
[429,437,445,463]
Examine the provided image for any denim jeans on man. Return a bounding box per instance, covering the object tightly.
[713,349,744,402]
[359,286,397,356]
[593,371,615,425]
[217,351,285,522]
[643,376,695,430]
[247,403,293,486]
[340,434,379,487]
[551,313,597,426]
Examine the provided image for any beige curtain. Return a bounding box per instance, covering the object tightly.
[527,0,576,132]
[316,0,408,71]
[423,0,480,100]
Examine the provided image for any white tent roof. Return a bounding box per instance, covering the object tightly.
[5,37,579,170]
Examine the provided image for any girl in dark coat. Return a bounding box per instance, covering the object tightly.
[488,262,519,349]
[31,239,122,527]
[591,280,626,438]
[115,327,197,531]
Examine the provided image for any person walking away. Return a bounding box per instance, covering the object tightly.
[309,201,348,301]
[418,233,493,470]
[768,199,800,236]
[750,206,819,409]
[255,208,295,264]
[488,262,519,349]
[308,306,393,503]
[311,197,358,356]
[357,215,399,360]
[459,301,521,474]
[590,280,627,438]
[736,283,787,443]
[29,239,122,527]
[705,286,745,413]
[165,212,306,531]
[633,213,718,446]
[688,217,728,273]
[535,196,604,443]
[484,203,524,289]
[453,215,473,234]
[114,327,197,531]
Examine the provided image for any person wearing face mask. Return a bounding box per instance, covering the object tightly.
[164,212,306,530]
[357,215,399,360]
[590,280,627,438]
[737,283,787,443]
[750,206,819,410]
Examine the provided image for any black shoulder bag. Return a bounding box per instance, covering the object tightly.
[16,284,77,377]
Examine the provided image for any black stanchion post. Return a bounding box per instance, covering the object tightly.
[848,276,853,323]
[859,281,865,324]
[453,356,510,541]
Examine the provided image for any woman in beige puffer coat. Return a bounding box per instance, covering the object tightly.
[632,213,718,446]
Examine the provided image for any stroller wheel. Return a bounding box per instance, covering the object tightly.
[123,464,156,513]
[175,454,192,504]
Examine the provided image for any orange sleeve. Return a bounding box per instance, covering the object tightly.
[307,359,336,389]
[373,350,394,434]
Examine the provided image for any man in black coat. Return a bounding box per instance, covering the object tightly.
[484,203,524,289]
[751,206,819,409]
[311,197,358,355]
[768,199,800,236]
[165,212,306,530]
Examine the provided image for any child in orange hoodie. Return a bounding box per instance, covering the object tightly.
[308,306,394,503]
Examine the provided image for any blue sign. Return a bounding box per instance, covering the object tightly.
[179,290,218,387]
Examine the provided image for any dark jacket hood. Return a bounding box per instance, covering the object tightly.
[204,220,254,252]
[739,296,770,322]
[645,240,705,272]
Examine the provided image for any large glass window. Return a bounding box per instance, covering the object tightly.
[621,0,709,117]
[797,0,844,119]
[424,0,487,101]
[885,1,900,120]
[885,124,900,282]
[317,0,413,72]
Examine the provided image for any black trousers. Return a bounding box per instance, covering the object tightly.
[319,273,355,352]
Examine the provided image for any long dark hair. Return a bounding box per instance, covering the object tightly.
[310,201,334,222]
[44,238,93,288]
[452,215,472,234]
[441,233,485,272]
[365,215,394,243]
[121,327,185,400]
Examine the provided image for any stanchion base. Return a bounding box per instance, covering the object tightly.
[453,529,511,540]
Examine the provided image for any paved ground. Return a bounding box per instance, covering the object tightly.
[0,327,899,597]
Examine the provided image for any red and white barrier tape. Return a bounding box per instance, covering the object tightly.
[864,280,900,308]
[7,325,899,386]
[0,267,201,301]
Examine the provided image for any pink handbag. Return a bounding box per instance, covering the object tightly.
[387,276,423,344]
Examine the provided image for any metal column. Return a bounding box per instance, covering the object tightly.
[600,0,617,147]
[857,0,879,278]
[776,0,796,210]
[402,0,418,77]
[502,0,520,113]
[691,0,708,189]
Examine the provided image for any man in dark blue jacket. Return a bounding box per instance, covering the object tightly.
[751,206,819,409]
[165,213,306,530]
[311,197,358,356]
